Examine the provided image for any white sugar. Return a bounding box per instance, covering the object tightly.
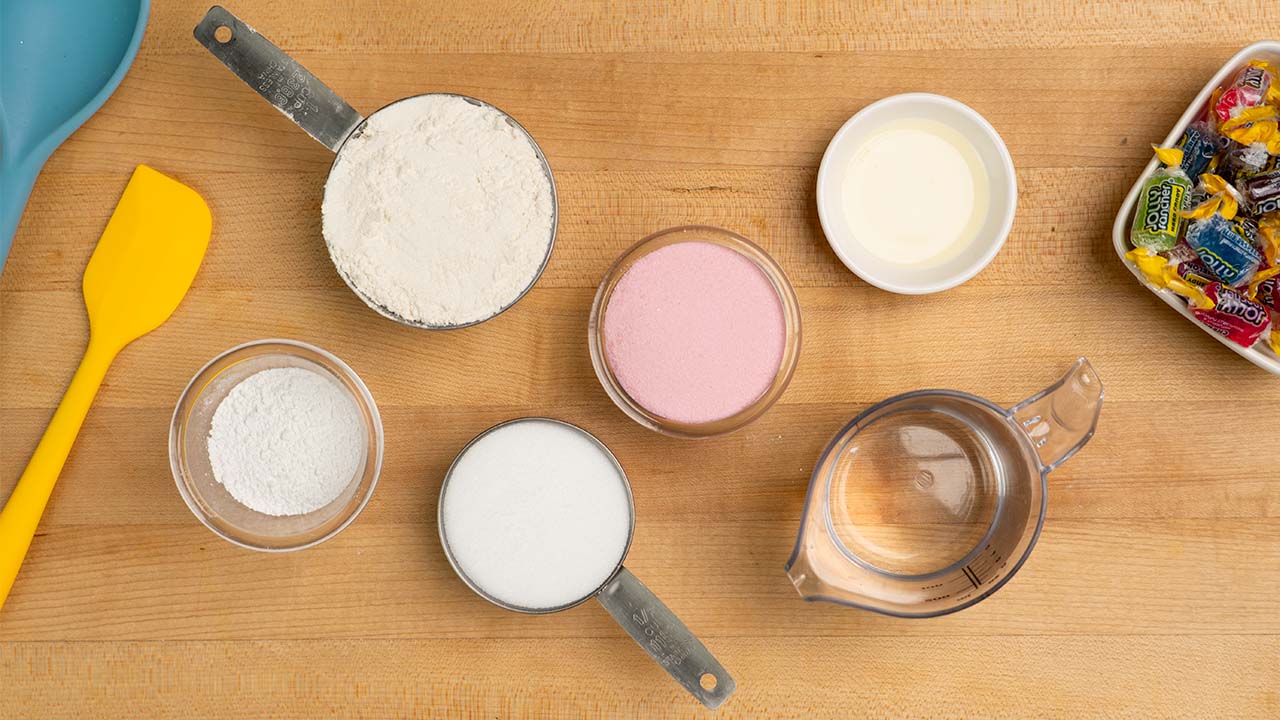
[207,367,364,516]
[441,420,632,610]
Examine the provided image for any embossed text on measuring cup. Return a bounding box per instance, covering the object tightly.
[256,59,318,117]
[632,606,691,668]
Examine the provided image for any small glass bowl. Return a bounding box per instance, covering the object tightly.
[169,339,384,551]
[588,225,802,438]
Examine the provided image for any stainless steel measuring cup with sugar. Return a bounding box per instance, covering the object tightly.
[193,6,557,329]
[786,358,1103,617]
[438,418,735,709]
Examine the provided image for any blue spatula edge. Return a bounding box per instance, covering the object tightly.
[0,0,151,274]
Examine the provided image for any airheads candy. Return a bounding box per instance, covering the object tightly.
[1192,283,1272,347]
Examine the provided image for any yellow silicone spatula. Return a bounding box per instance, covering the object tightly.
[0,165,211,610]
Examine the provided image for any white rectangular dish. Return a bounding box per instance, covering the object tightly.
[1112,40,1280,376]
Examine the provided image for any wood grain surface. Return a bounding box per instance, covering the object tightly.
[2,1,1279,717]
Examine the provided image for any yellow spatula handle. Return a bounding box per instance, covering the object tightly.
[0,338,120,609]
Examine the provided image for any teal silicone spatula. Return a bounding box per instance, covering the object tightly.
[0,0,150,272]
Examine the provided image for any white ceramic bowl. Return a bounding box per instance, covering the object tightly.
[1112,41,1280,376]
[816,93,1018,294]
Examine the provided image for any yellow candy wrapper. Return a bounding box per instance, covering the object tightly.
[1259,214,1280,267]
[1220,105,1280,154]
[1249,265,1280,301]
[1246,59,1280,74]
[1125,247,1215,310]
[1248,217,1280,303]
[1152,145,1184,168]
[1180,173,1240,220]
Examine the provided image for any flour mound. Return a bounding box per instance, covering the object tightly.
[207,367,364,516]
[322,94,555,326]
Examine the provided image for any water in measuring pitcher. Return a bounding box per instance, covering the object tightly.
[826,395,1037,578]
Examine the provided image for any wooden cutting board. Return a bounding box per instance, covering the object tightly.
[2,1,1277,717]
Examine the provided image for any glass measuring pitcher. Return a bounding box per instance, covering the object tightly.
[785,358,1103,617]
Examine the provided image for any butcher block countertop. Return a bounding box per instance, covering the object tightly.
[2,1,1278,717]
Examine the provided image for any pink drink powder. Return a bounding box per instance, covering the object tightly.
[602,241,786,424]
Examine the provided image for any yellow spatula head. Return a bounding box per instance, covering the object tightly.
[0,165,210,611]
[83,165,211,348]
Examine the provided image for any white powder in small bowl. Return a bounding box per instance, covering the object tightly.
[207,367,365,516]
[322,94,555,327]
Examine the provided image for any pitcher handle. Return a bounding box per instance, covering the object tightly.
[1008,357,1104,473]
[194,6,364,152]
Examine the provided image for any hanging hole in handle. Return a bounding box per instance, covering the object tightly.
[699,673,718,691]
[214,25,233,43]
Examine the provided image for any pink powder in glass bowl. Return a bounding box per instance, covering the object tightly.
[590,226,801,436]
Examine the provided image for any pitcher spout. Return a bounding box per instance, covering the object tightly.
[1007,357,1104,473]
[784,546,824,601]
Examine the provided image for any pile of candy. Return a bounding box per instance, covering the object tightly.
[1127,58,1280,355]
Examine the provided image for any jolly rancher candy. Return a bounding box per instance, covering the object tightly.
[1124,247,1214,309]
[1186,213,1262,287]
[1213,60,1277,123]
[1252,275,1279,311]
[1192,282,1272,347]
[1181,173,1242,220]
[1241,167,1280,215]
[1175,121,1225,180]
[1220,105,1280,155]
[1177,257,1217,288]
[1130,147,1192,251]
[1222,142,1275,185]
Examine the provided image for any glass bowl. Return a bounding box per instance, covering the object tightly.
[169,339,384,551]
[588,225,802,438]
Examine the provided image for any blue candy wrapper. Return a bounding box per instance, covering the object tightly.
[1177,121,1225,180]
[1187,214,1263,287]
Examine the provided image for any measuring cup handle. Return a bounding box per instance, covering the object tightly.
[194,6,364,152]
[596,567,736,709]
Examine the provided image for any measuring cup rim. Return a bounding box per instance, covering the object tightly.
[321,93,559,331]
[437,416,636,615]
[784,388,1050,618]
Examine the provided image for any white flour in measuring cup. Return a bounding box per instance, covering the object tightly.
[322,94,555,326]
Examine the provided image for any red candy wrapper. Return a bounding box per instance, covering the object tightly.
[1192,282,1272,347]
[1253,275,1278,311]
[1214,61,1276,123]
[1176,258,1216,288]
[1165,241,1202,265]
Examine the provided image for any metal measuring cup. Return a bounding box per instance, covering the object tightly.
[438,418,736,709]
[193,6,558,329]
